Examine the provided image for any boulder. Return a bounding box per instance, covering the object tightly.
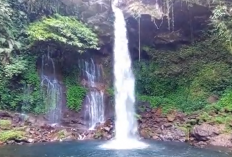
[167,114,176,122]
[159,128,186,142]
[139,129,151,139]
[207,95,219,104]
[0,111,12,118]
[209,134,232,147]
[191,123,223,141]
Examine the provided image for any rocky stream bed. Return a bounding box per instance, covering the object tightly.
[0,106,232,150]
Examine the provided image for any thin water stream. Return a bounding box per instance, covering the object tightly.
[41,54,63,124]
[79,58,105,129]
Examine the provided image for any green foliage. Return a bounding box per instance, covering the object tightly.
[0,56,44,113]
[57,130,66,139]
[134,61,177,96]
[66,85,86,111]
[197,111,232,131]
[0,0,24,55]
[136,40,232,113]
[0,0,37,112]
[20,57,45,114]
[21,0,80,18]
[3,57,28,78]
[213,89,232,112]
[137,95,174,113]
[189,63,232,101]
[210,4,232,52]
[64,75,87,111]
[0,130,24,142]
[216,90,232,112]
[27,14,99,52]
[0,120,11,130]
[0,0,28,83]
[106,87,114,96]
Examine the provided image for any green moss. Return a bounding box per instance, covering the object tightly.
[0,130,24,142]
[57,130,65,139]
[197,112,212,123]
[0,120,11,129]
[14,126,27,131]
[106,87,114,96]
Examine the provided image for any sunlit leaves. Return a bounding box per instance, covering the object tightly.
[27,14,99,52]
[4,57,27,78]
[210,4,232,52]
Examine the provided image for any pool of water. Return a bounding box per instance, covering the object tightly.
[0,140,231,157]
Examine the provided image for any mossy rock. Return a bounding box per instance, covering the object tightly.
[57,130,66,139]
[0,120,12,130]
[0,130,25,142]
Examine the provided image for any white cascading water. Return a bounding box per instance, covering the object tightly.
[101,0,147,149]
[79,58,105,129]
[41,54,63,124]
[86,91,104,129]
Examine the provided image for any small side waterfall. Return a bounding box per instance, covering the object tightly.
[21,84,32,112]
[40,54,63,124]
[79,58,105,129]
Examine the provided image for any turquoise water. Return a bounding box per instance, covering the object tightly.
[0,140,231,157]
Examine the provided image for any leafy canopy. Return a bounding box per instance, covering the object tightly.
[27,14,99,52]
[0,0,28,82]
[210,3,232,52]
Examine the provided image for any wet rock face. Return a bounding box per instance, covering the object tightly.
[137,106,187,142]
[0,111,12,118]
[209,134,232,147]
[83,119,114,140]
[135,103,232,149]
[60,0,211,57]
[191,124,232,148]
[0,111,89,145]
[1,107,232,150]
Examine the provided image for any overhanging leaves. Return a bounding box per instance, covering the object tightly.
[27,14,99,52]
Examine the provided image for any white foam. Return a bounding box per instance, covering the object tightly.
[100,139,148,150]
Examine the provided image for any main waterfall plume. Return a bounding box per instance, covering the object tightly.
[101,0,147,149]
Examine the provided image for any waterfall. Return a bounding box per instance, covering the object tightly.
[101,0,147,149]
[112,3,137,141]
[79,58,105,129]
[41,54,63,124]
[21,84,32,112]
